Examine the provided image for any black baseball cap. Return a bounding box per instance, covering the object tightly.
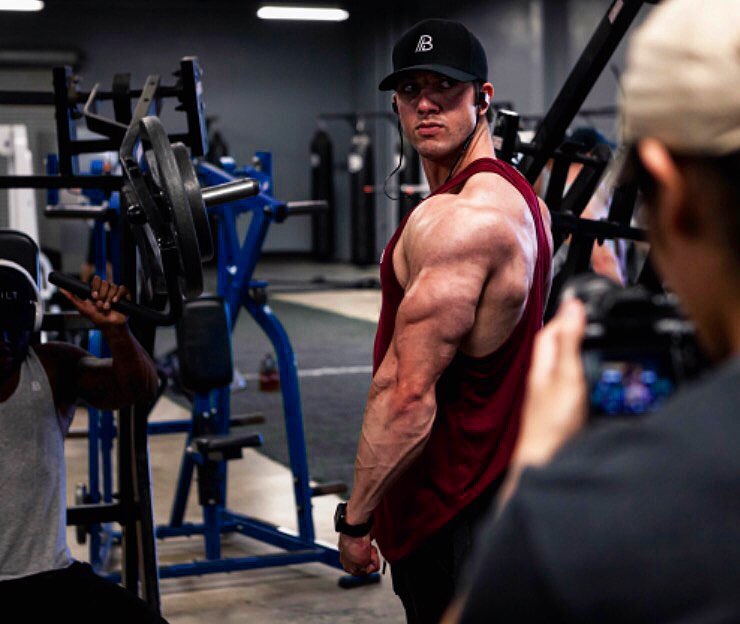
[379,19,488,91]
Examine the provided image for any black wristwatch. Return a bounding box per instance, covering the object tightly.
[334,502,373,537]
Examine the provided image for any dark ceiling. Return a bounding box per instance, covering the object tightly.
[41,0,404,15]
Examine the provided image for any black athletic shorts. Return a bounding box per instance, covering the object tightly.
[0,561,168,623]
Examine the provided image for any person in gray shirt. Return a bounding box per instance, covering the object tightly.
[0,273,166,623]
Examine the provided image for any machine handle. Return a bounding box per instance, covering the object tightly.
[44,205,113,220]
[269,200,328,223]
[284,200,329,216]
[48,271,182,325]
[201,178,260,207]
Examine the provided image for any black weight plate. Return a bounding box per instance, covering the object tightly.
[143,148,163,189]
[172,143,214,262]
[140,116,203,299]
[130,223,169,310]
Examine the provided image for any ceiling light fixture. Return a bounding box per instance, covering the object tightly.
[257,6,349,22]
[0,0,44,11]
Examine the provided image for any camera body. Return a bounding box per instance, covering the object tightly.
[564,275,706,418]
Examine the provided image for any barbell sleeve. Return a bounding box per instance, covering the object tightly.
[201,178,260,207]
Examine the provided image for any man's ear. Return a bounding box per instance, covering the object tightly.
[637,138,699,238]
[479,82,494,116]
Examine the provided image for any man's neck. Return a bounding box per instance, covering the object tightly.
[423,123,495,192]
[676,244,740,363]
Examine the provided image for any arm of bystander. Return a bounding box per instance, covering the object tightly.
[37,276,159,434]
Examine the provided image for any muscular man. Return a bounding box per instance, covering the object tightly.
[452,0,740,620]
[336,19,552,623]
[0,264,166,623]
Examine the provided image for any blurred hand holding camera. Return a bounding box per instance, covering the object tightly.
[514,297,588,468]
[496,297,588,512]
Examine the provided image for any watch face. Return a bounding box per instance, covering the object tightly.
[334,502,373,537]
[334,503,346,530]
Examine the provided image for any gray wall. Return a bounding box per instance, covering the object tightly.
[0,3,355,264]
[0,0,653,265]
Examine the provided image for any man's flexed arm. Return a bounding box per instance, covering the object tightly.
[338,207,523,576]
[347,259,486,525]
[338,246,491,575]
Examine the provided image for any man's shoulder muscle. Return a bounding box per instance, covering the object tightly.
[396,172,537,285]
[34,342,89,395]
[35,341,88,368]
[406,193,524,267]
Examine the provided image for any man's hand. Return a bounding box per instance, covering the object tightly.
[514,297,588,466]
[60,276,130,328]
[338,533,380,576]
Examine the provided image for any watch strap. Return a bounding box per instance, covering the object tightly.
[334,502,373,537]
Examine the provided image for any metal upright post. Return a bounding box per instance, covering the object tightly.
[520,0,648,183]
[245,296,317,543]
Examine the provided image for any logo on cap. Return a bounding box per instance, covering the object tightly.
[415,35,433,53]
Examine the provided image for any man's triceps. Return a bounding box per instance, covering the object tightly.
[400,261,485,342]
[376,264,483,420]
[349,247,491,515]
[348,279,477,519]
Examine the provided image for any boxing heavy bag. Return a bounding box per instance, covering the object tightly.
[310,129,335,261]
[348,130,376,266]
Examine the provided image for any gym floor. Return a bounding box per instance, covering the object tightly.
[64,259,407,623]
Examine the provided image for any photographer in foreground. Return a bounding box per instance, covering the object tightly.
[450,0,740,621]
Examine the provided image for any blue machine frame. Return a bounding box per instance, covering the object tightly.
[147,153,346,578]
[84,218,119,569]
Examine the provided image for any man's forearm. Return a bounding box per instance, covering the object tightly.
[346,384,436,525]
[101,324,158,404]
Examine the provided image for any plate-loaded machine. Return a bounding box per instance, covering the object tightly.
[149,153,376,586]
[3,57,372,587]
[52,116,262,570]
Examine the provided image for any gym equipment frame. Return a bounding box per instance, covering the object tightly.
[148,154,376,587]
[0,58,213,613]
[493,0,660,315]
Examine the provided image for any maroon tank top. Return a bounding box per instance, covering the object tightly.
[372,158,551,562]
